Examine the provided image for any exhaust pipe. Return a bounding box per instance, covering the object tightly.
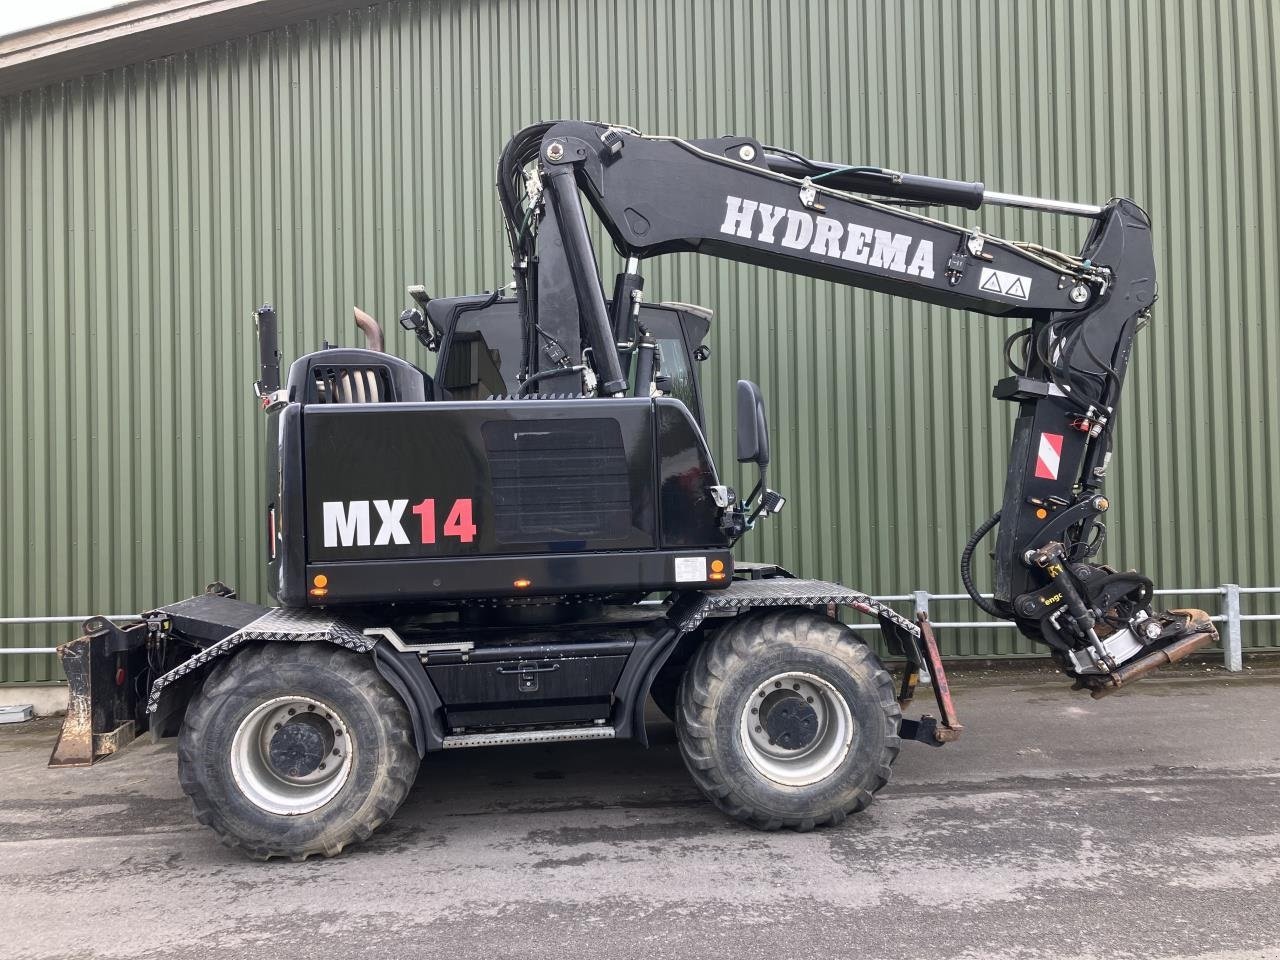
[1090,609,1218,699]
[353,306,384,352]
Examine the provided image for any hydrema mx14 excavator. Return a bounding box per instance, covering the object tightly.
[50,120,1217,860]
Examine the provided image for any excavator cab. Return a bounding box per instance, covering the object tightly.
[421,292,713,426]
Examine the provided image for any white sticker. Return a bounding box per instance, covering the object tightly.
[979,267,1032,300]
[674,556,708,583]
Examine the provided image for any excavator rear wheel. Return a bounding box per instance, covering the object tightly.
[178,642,419,860]
[675,609,901,830]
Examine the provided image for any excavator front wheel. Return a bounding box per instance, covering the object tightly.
[675,609,901,831]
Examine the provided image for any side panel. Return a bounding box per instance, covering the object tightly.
[302,400,659,561]
[292,398,732,602]
[656,399,726,548]
[427,655,628,728]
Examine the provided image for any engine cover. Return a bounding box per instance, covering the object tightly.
[268,395,732,606]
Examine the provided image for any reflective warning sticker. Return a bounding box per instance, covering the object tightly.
[674,556,708,583]
[1035,432,1064,480]
[979,267,1032,300]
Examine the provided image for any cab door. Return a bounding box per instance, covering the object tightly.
[630,302,712,431]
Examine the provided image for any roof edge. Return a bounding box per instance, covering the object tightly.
[0,0,371,97]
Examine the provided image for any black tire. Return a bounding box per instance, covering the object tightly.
[675,609,901,831]
[178,642,419,860]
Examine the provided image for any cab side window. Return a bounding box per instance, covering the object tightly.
[655,337,699,420]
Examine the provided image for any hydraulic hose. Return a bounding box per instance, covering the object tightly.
[961,510,1007,619]
[517,364,586,395]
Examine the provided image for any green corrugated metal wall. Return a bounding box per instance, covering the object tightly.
[3,0,1278,681]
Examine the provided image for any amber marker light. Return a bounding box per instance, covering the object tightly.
[709,558,727,581]
[514,578,532,589]
[310,573,329,597]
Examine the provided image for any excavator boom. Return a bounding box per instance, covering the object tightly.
[498,120,1216,692]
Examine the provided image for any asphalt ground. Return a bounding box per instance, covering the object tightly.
[1,662,1278,960]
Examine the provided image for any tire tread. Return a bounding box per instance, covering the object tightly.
[675,609,901,832]
[177,642,418,860]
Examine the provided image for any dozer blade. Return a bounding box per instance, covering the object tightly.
[48,619,149,767]
[1085,609,1219,699]
[49,588,267,767]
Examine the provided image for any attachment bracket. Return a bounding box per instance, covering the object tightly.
[897,614,963,746]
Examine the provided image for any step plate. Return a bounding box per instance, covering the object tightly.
[442,725,617,749]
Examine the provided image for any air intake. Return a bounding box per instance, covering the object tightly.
[482,417,632,544]
[308,365,394,404]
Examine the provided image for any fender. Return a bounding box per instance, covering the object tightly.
[147,607,440,756]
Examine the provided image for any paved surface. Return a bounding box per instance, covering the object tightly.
[2,664,1279,960]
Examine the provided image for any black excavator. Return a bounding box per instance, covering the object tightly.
[50,120,1217,859]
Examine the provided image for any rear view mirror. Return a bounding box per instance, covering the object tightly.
[736,379,770,467]
[722,379,785,543]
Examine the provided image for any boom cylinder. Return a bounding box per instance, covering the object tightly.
[763,152,1104,217]
[610,256,645,347]
[543,164,630,396]
[983,190,1103,218]
[762,154,985,210]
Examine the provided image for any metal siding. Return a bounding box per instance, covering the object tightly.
[2,0,1278,679]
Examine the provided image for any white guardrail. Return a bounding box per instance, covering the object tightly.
[0,585,1276,672]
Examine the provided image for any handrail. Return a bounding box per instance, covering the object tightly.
[2,585,1277,671]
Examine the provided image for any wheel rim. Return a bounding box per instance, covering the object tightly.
[230,696,354,815]
[739,671,854,786]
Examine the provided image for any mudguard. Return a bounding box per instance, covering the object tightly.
[145,606,375,713]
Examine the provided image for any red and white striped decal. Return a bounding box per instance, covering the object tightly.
[1034,432,1064,480]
